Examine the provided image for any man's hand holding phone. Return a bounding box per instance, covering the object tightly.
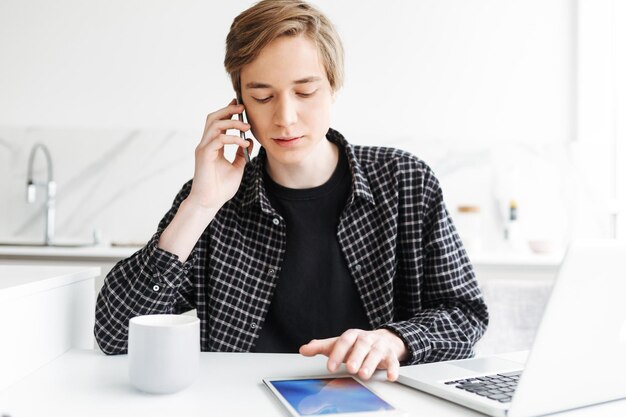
[158,98,252,262]
[187,98,253,211]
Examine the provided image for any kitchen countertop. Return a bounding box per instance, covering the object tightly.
[0,242,565,267]
[0,243,140,261]
[467,249,565,268]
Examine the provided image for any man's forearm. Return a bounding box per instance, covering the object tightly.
[158,198,219,263]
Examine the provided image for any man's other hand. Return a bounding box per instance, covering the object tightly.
[299,329,408,381]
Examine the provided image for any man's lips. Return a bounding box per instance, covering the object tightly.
[273,136,302,141]
[271,136,303,147]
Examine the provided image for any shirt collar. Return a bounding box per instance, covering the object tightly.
[240,128,375,213]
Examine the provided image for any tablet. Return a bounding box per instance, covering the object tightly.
[263,375,405,416]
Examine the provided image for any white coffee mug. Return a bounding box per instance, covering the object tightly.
[128,314,200,394]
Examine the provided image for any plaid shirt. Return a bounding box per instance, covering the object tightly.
[94,128,488,364]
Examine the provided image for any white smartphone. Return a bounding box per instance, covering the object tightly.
[263,375,406,417]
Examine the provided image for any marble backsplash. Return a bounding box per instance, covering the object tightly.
[0,126,610,250]
[0,127,199,246]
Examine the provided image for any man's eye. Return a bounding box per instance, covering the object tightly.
[298,90,317,97]
[253,96,272,103]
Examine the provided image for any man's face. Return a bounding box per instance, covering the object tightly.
[240,34,334,167]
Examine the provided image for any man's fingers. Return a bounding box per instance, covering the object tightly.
[211,118,250,135]
[327,330,360,373]
[300,329,405,381]
[232,139,253,169]
[373,353,401,382]
[200,119,250,148]
[345,333,375,374]
[385,355,400,382]
[204,99,244,125]
[299,338,336,357]
[357,343,387,380]
[203,134,250,155]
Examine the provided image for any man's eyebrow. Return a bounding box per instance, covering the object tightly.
[245,76,322,89]
[293,76,322,85]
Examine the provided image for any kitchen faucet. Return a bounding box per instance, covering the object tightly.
[26,143,56,245]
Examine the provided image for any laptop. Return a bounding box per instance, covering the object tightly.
[397,239,626,417]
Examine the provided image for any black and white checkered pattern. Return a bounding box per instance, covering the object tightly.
[94,128,488,364]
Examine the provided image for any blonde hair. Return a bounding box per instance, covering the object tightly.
[224,0,344,95]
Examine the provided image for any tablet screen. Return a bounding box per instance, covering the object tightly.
[266,376,395,415]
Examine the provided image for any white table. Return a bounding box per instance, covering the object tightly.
[1,349,625,417]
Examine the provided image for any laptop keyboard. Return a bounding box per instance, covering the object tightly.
[444,371,522,403]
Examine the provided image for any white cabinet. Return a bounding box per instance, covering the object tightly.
[0,244,137,295]
[0,265,100,391]
[469,251,563,356]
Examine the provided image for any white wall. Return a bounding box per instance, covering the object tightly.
[614,0,626,238]
[0,0,614,249]
[0,0,573,142]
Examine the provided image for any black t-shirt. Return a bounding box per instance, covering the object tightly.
[253,144,371,353]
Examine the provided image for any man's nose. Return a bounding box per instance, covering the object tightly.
[273,96,298,128]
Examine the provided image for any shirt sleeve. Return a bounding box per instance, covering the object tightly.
[94,180,200,355]
[381,162,489,365]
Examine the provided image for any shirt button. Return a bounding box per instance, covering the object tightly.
[268,268,276,275]
[152,284,161,292]
[355,264,362,271]
[250,322,258,329]
[272,218,280,225]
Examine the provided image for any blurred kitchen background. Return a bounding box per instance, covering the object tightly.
[0,0,625,353]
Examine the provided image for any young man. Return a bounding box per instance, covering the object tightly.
[95,0,488,382]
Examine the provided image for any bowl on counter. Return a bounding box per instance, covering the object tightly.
[527,239,560,254]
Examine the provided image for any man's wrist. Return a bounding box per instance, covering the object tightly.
[182,195,222,216]
[157,198,219,263]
